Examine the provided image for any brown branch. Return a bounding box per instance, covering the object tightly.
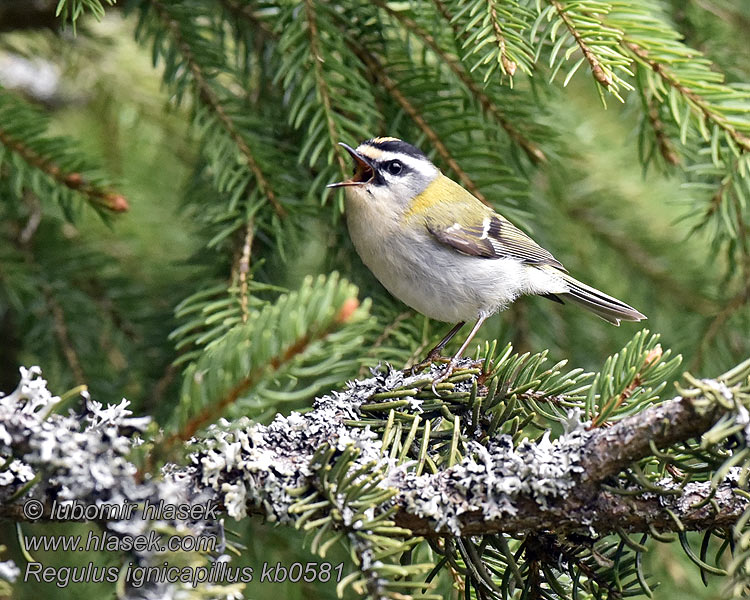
[0,128,128,212]
[352,45,492,206]
[646,96,681,166]
[303,0,347,175]
[550,0,613,87]
[3,364,749,544]
[236,219,254,324]
[150,0,286,218]
[396,477,748,537]
[376,0,546,163]
[42,283,87,387]
[625,42,750,153]
[396,393,731,536]
[489,0,518,76]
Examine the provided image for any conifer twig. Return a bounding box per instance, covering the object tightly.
[351,45,491,206]
[5,366,748,539]
[236,219,254,324]
[375,0,547,163]
[0,128,128,213]
[625,42,750,153]
[645,96,680,166]
[303,0,347,175]
[150,0,285,217]
[549,0,613,87]
[161,297,360,449]
[489,0,518,76]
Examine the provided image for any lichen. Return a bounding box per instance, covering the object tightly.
[384,421,591,535]
[0,367,226,600]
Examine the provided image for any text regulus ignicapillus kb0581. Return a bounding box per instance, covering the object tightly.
[328,137,645,377]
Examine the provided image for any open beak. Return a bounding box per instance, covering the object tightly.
[327,143,375,188]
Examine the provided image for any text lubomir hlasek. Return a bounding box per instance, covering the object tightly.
[48,499,219,521]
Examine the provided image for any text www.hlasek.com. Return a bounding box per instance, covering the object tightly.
[24,529,216,553]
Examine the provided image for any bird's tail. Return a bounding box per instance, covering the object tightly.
[555,272,646,325]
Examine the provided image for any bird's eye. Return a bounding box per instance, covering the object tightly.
[387,160,403,176]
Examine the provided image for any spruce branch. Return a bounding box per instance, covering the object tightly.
[3,356,749,534]
[55,0,115,29]
[166,273,372,447]
[3,343,750,598]
[303,0,347,175]
[0,115,128,214]
[625,42,750,154]
[488,1,518,76]
[235,219,254,324]
[149,0,285,218]
[168,294,362,447]
[444,0,536,80]
[351,45,491,207]
[644,94,681,166]
[533,0,632,99]
[374,0,547,163]
[548,0,613,88]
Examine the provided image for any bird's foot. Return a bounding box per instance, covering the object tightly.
[429,356,485,396]
[406,348,448,376]
[430,359,458,396]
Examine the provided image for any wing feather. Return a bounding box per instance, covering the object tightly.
[426,214,565,270]
[411,174,565,270]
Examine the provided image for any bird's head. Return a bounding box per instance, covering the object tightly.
[328,137,439,211]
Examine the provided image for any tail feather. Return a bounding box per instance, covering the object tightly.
[555,272,646,325]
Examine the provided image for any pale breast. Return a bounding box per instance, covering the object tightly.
[345,199,535,322]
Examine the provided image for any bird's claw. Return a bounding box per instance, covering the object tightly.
[430,360,457,396]
[406,350,448,376]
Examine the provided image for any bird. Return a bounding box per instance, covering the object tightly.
[328,137,645,380]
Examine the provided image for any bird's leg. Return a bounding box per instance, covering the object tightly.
[407,322,465,375]
[414,322,465,368]
[431,315,487,394]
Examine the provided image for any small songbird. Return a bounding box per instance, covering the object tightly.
[328,137,645,377]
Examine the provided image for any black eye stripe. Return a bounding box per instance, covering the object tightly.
[377,159,410,176]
